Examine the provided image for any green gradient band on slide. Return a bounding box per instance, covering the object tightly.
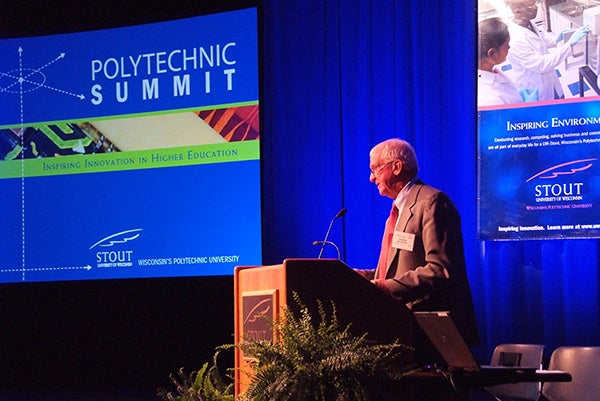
[0,140,259,178]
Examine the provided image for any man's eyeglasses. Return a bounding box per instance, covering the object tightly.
[369,160,394,175]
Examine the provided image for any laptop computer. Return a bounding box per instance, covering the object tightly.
[413,311,537,374]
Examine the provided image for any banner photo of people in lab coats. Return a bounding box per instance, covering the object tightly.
[0,8,262,283]
[477,0,600,240]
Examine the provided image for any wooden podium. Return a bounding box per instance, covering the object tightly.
[233,258,415,396]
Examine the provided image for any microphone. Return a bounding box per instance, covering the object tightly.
[312,240,341,260]
[315,207,347,259]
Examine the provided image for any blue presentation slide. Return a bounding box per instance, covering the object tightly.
[0,8,262,283]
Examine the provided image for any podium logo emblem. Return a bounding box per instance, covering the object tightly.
[242,292,277,351]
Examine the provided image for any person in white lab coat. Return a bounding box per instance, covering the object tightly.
[478,17,525,106]
[505,0,589,101]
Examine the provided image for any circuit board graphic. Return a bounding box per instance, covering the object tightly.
[0,123,114,161]
[0,105,259,161]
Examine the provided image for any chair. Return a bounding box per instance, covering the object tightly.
[484,344,545,401]
[540,346,600,401]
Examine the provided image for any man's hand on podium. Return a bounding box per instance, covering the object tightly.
[353,269,371,279]
[371,279,393,297]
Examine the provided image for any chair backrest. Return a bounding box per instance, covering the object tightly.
[485,343,544,400]
[541,346,600,401]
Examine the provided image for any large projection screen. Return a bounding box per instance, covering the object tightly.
[478,0,600,240]
[0,7,261,283]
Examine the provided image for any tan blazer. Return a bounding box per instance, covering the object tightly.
[374,180,479,345]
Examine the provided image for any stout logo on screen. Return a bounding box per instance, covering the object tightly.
[89,228,141,268]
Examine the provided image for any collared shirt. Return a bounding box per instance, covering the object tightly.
[392,178,416,229]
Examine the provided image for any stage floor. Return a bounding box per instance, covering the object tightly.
[1,387,502,401]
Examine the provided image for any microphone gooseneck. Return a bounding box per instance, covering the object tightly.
[313,240,341,260]
[317,207,347,259]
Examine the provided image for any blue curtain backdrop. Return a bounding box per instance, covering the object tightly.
[261,0,600,361]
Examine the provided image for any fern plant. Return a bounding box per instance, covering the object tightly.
[238,293,416,401]
[157,347,235,401]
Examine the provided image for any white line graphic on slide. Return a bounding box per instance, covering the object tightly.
[0,47,86,281]
[0,48,85,99]
[0,265,92,274]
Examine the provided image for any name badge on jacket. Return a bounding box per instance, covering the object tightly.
[391,231,415,252]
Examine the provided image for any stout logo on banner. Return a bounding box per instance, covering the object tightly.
[526,158,595,205]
